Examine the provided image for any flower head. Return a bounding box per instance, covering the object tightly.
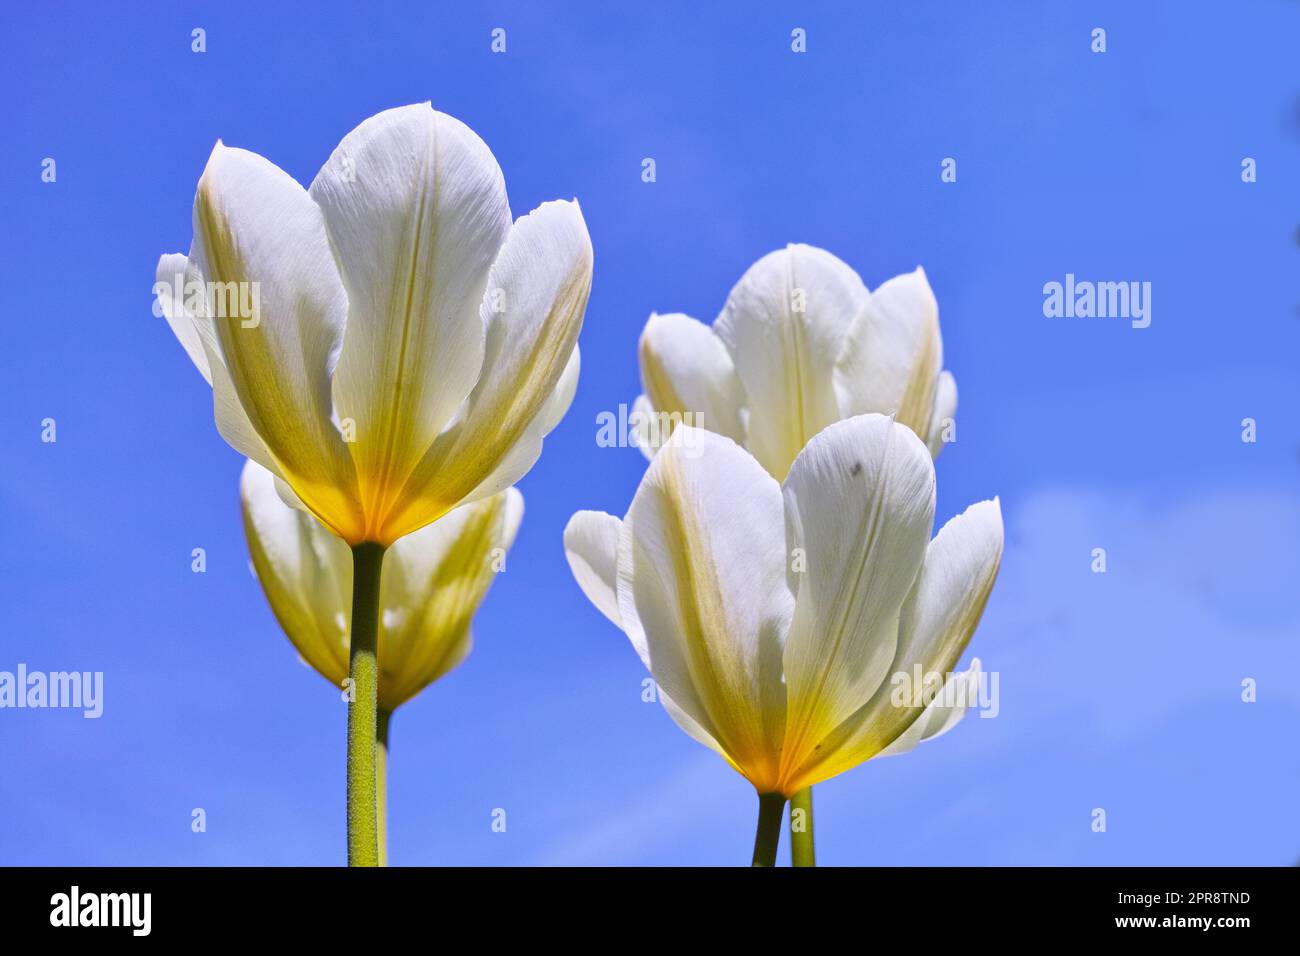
[241,459,522,712]
[565,416,1001,796]
[157,104,591,546]
[634,244,953,479]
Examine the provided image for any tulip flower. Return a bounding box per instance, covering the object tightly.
[564,416,1001,865]
[633,244,955,478]
[240,459,521,864]
[630,245,958,861]
[156,103,592,864]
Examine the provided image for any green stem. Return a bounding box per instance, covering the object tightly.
[376,707,391,867]
[790,786,816,867]
[347,541,385,867]
[751,792,786,867]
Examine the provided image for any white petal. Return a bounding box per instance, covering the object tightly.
[382,199,592,542]
[563,510,623,629]
[630,393,658,460]
[876,658,982,757]
[637,312,745,449]
[273,474,310,512]
[156,251,282,479]
[615,426,793,791]
[156,251,288,480]
[386,490,515,596]
[499,485,526,547]
[461,201,589,442]
[378,488,523,708]
[715,244,868,479]
[240,459,352,690]
[309,104,512,517]
[787,497,1003,785]
[154,253,212,383]
[191,142,360,539]
[658,691,732,766]
[779,414,936,777]
[538,342,582,434]
[563,508,729,765]
[893,498,1003,697]
[456,343,581,509]
[926,369,957,458]
[834,266,943,439]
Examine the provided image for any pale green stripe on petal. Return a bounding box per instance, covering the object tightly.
[309,104,511,531]
[382,199,591,543]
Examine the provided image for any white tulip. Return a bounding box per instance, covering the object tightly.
[156,103,590,865]
[157,103,591,547]
[634,245,955,479]
[565,416,1001,798]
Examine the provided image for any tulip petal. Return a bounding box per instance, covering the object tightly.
[536,343,582,436]
[458,343,580,508]
[834,267,943,439]
[563,508,730,763]
[273,474,310,512]
[876,658,982,757]
[615,427,793,791]
[636,312,746,454]
[786,497,1003,786]
[156,252,288,477]
[155,253,212,384]
[656,693,733,765]
[191,143,361,539]
[779,414,936,780]
[383,199,592,542]
[377,488,522,709]
[926,369,957,457]
[892,498,1002,712]
[309,104,513,528]
[240,459,352,692]
[563,509,623,628]
[630,394,657,461]
[715,244,868,479]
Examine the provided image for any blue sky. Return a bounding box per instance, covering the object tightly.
[1,1,1297,865]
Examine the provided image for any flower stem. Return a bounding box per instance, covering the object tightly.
[347,541,385,867]
[751,792,786,867]
[790,786,816,867]
[376,707,392,867]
